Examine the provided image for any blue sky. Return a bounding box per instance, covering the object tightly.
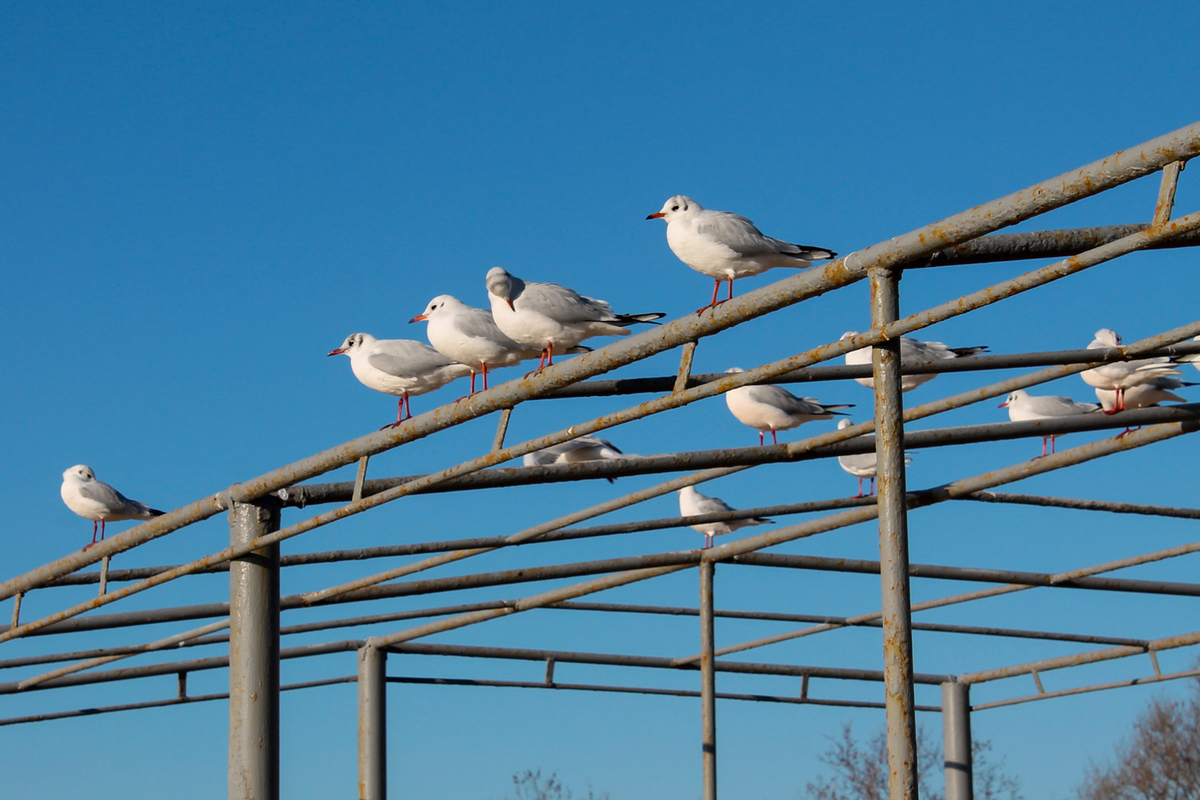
[3,2,1200,797]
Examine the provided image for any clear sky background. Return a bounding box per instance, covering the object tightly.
[3,2,1200,798]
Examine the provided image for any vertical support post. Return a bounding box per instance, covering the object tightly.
[358,643,388,800]
[942,682,973,800]
[699,560,717,800]
[229,500,281,800]
[870,266,918,800]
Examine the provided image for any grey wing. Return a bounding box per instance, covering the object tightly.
[695,211,787,256]
[520,281,616,323]
[523,450,559,467]
[694,494,736,515]
[901,338,952,361]
[79,480,138,514]
[369,340,457,377]
[748,384,827,415]
[458,307,512,342]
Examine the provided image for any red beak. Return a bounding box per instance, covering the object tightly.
[505,299,515,311]
[328,348,346,357]
[409,314,427,323]
[998,401,1008,407]
[646,211,665,219]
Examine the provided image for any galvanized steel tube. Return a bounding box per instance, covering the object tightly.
[700,561,717,800]
[870,267,919,800]
[228,501,281,800]
[942,682,973,800]
[358,645,387,800]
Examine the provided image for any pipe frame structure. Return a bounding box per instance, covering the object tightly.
[3,121,1200,800]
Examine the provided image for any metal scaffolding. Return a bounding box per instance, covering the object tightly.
[3,121,1200,800]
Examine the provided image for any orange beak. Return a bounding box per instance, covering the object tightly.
[505,299,515,310]
[409,314,427,323]
[646,211,665,219]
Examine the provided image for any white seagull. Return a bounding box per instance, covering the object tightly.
[523,435,634,482]
[841,331,989,392]
[409,295,587,395]
[834,418,912,498]
[1095,376,1192,411]
[723,368,852,446]
[647,195,836,311]
[328,333,472,427]
[61,465,164,549]
[1079,329,1181,413]
[1000,389,1100,457]
[485,267,665,372]
[678,484,772,549]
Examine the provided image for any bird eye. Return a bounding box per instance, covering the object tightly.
[671,205,679,211]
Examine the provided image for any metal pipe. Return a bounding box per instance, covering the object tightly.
[919,223,1200,267]
[870,265,918,800]
[358,645,387,800]
[385,642,955,684]
[0,640,363,695]
[959,491,1200,519]
[700,561,717,800]
[971,667,1200,711]
[0,676,357,728]
[942,682,972,800]
[228,501,281,800]
[384,675,942,711]
[1154,162,1184,224]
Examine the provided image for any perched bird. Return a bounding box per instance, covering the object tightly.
[647,195,836,311]
[328,333,472,427]
[1000,389,1100,457]
[1095,376,1192,411]
[834,418,912,498]
[485,267,665,372]
[523,434,633,482]
[61,465,163,549]
[1079,329,1181,413]
[678,484,772,549]
[723,367,851,446]
[409,294,587,395]
[841,332,989,392]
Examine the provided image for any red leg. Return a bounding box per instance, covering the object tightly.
[469,371,477,395]
[770,430,778,445]
[704,534,713,549]
[481,362,489,391]
[545,341,555,367]
[726,278,734,301]
[100,520,106,542]
[870,477,876,496]
[757,431,765,447]
[856,477,864,498]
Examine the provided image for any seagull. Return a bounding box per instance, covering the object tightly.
[1095,376,1193,411]
[61,465,163,549]
[841,332,989,392]
[409,295,588,395]
[328,333,472,427]
[723,367,852,445]
[523,434,634,482]
[1079,329,1181,413]
[647,195,836,311]
[834,418,912,497]
[1000,389,1100,457]
[678,484,772,549]
[486,267,665,372]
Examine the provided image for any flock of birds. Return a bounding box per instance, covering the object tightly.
[58,197,1197,550]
